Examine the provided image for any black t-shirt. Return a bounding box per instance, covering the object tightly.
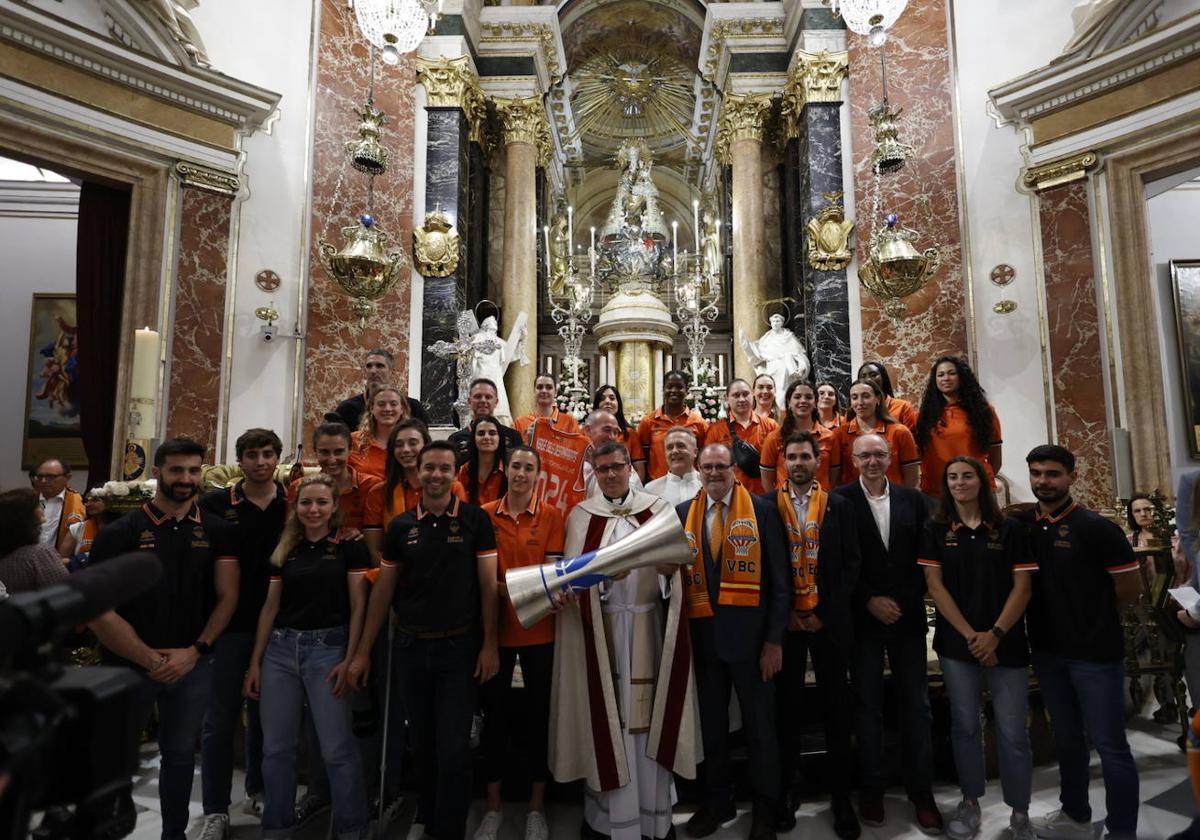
[447,423,524,467]
[271,532,370,630]
[382,495,497,633]
[199,481,287,633]
[919,516,1036,667]
[89,501,238,654]
[1017,499,1139,662]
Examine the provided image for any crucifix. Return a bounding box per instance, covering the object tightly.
[429,310,501,427]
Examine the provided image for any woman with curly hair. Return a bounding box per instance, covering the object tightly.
[914,356,1002,497]
[455,414,509,505]
[593,384,646,481]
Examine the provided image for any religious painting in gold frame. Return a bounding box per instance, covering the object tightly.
[22,293,87,470]
[1170,260,1200,457]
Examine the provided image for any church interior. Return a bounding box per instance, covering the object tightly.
[5,0,1200,837]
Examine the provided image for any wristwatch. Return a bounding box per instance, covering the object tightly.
[990,625,1006,640]
[194,640,214,656]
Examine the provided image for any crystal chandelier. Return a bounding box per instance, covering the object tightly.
[831,0,908,46]
[352,0,433,65]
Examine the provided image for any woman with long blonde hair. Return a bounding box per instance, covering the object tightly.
[349,382,409,480]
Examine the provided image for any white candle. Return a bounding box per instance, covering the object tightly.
[693,199,700,254]
[717,355,725,385]
[131,327,159,401]
[590,246,595,277]
[672,220,678,272]
[543,225,551,273]
[590,225,596,254]
[567,206,574,257]
[599,356,607,384]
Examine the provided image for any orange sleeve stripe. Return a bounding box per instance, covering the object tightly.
[1012,563,1039,571]
[348,569,367,575]
[380,558,397,567]
[361,525,383,532]
[1108,561,1141,574]
[269,575,282,582]
[917,558,941,567]
[217,556,239,563]
[477,550,498,560]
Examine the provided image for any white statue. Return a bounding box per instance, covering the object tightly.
[142,0,211,67]
[700,206,721,298]
[739,314,810,410]
[468,313,529,425]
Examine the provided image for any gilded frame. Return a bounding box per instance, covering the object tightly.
[22,292,87,471]
[1171,259,1200,457]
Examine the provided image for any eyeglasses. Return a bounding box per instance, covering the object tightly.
[593,462,629,475]
[698,463,732,473]
[853,452,889,462]
[33,473,65,480]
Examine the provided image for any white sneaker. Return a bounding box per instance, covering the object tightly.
[241,793,263,817]
[947,800,981,839]
[526,810,549,840]
[473,810,502,840]
[1011,813,1036,840]
[1032,810,1095,839]
[196,813,229,840]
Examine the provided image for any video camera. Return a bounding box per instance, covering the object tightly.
[0,553,161,840]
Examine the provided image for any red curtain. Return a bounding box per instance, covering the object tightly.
[75,181,131,487]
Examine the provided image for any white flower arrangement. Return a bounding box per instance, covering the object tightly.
[556,358,591,421]
[94,479,156,509]
[682,358,725,422]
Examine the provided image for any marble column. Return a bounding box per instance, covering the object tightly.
[787,51,852,390]
[496,96,549,421]
[167,177,234,463]
[416,56,484,424]
[720,93,773,384]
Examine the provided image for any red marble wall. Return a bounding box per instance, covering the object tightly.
[304,0,415,441]
[167,187,233,463]
[848,0,967,400]
[1038,181,1112,509]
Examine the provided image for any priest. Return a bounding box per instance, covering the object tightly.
[550,440,702,840]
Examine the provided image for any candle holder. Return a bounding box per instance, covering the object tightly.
[669,254,720,394]
[549,255,596,385]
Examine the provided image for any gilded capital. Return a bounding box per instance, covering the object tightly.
[795,50,849,104]
[494,95,553,164]
[1021,150,1099,192]
[417,56,489,151]
[715,93,774,163]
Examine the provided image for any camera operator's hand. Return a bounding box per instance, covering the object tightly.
[347,651,371,690]
[244,663,261,700]
[155,647,199,683]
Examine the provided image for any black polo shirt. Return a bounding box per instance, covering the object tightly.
[271,532,369,630]
[919,517,1037,667]
[1017,499,1139,662]
[382,495,497,633]
[89,501,238,655]
[447,422,524,466]
[199,481,287,633]
[329,393,430,431]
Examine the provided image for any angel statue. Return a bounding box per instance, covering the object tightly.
[468,312,529,425]
[549,205,570,298]
[739,313,810,410]
[142,0,211,66]
[700,205,722,298]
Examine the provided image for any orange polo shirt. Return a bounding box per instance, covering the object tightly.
[454,464,505,505]
[483,495,565,647]
[348,431,387,480]
[834,420,920,487]
[759,424,839,490]
[515,408,581,439]
[919,403,1003,494]
[618,427,646,466]
[704,414,778,494]
[637,407,709,480]
[361,478,467,531]
[886,396,919,431]
[287,467,379,530]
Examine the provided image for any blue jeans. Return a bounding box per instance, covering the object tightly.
[260,627,367,840]
[852,629,933,796]
[144,654,215,840]
[397,630,479,840]
[201,631,263,813]
[940,657,1032,809]
[1032,651,1139,835]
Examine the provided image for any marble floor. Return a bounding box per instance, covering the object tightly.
[115,715,1193,840]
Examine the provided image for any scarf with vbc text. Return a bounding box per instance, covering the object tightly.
[683,483,762,616]
[776,483,825,611]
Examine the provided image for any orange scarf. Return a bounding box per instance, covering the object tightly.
[776,483,826,611]
[682,483,763,617]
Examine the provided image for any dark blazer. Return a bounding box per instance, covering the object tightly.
[768,488,862,649]
[832,480,929,637]
[676,492,789,663]
[327,393,429,431]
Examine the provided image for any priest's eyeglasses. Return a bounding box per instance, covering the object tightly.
[594,462,630,475]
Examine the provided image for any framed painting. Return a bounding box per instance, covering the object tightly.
[21,293,87,471]
[1171,260,1200,457]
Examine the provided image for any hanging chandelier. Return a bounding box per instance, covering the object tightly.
[858,214,940,318]
[352,0,433,65]
[831,0,908,46]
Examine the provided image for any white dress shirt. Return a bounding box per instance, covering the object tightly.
[860,477,890,547]
[39,489,65,546]
[788,482,814,526]
[644,469,701,506]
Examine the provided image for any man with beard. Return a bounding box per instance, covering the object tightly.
[1018,445,1142,840]
[89,437,240,840]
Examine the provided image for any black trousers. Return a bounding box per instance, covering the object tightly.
[691,622,780,805]
[777,629,854,799]
[479,642,554,785]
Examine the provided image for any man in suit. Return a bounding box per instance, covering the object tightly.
[832,433,943,835]
[771,431,862,838]
[677,443,788,840]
